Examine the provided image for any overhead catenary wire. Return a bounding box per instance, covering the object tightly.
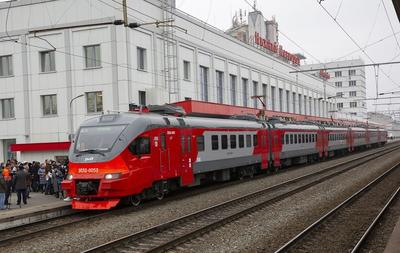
[241,0,322,64]
[381,0,400,52]
[318,0,400,89]
[1,0,334,106]
[99,0,334,93]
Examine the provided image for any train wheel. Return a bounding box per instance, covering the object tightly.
[129,195,141,206]
[156,191,165,200]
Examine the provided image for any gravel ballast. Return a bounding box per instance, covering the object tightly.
[2,144,399,253]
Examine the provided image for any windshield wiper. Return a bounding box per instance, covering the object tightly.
[76,149,106,157]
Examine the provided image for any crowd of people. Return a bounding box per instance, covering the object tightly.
[0,159,68,210]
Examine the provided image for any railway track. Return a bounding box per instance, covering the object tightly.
[274,161,400,253]
[83,144,400,253]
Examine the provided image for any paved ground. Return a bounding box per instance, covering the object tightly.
[0,192,70,221]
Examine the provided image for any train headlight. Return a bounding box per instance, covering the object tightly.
[104,173,121,180]
[66,174,73,180]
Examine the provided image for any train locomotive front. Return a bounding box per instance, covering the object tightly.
[62,113,157,209]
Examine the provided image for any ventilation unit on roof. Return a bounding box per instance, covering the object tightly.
[147,104,186,117]
[230,114,260,121]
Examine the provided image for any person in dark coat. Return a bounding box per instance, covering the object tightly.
[38,164,46,193]
[13,165,29,205]
[0,172,7,210]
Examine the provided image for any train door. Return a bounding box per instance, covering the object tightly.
[180,128,193,186]
[159,131,169,179]
[262,128,269,170]
[317,128,325,158]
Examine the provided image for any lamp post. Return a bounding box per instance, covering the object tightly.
[69,94,84,141]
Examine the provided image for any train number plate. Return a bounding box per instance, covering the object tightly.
[78,168,99,173]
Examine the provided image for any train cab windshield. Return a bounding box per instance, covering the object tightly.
[75,125,127,153]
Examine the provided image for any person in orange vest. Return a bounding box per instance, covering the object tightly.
[2,164,12,207]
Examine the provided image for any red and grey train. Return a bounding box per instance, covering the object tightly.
[62,111,387,210]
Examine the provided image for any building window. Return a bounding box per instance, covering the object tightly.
[336,92,343,98]
[279,88,283,112]
[0,55,13,77]
[42,95,57,116]
[200,66,209,101]
[335,71,342,77]
[262,84,267,108]
[84,45,101,68]
[304,95,307,115]
[349,80,356,87]
[137,47,147,71]
[350,102,357,108]
[86,91,103,113]
[292,92,296,113]
[242,78,248,107]
[183,60,191,80]
[230,74,237,106]
[0,98,15,119]
[349,69,356,76]
[349,91,357,97]
[138,91,146,106]
[286,91,290,113]
[335,82,342,87]
[298,94,302,114]
[271,86,276,110]
[216,70,224,104]
[40,50,56,72]
[253,81,258,108]
[314,98,317,116]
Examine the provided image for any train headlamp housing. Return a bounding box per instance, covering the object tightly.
[104,173,121,180]
[66,174,73,181]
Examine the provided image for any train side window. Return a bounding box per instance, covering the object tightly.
[221,135,228,150]
[294,135,298,144]
[239,135,244,148]
[246,135,252,147]
[290,134,293,144]
[187,136,191,152]
[211,135,219,150]
[160,133,166,150]
[285,135,289,145]
[309,134,312,142]
[300,134,304,143]
[253,135,258,146]
[305,134,309,143]
[196,135,205,152]
[230,135,237,149]
[129,137,150,156]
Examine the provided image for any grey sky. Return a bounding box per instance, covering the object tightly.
[176,0,400,114]
[1,0,399,114]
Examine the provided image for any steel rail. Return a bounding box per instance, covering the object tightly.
[274,161,400,253]
[83,144,400,253]
[350,185,400,253]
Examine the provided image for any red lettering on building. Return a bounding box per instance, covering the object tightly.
[255,32,300,66]
[319,70,330,80]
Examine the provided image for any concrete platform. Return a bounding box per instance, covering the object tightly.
[384,216,400,253]
[0,192,73,230]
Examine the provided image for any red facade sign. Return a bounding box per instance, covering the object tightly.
[254,32,300,66]
[319,70,330,80]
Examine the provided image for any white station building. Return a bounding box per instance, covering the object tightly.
[0,0,336,162]
[302,59,367,119]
